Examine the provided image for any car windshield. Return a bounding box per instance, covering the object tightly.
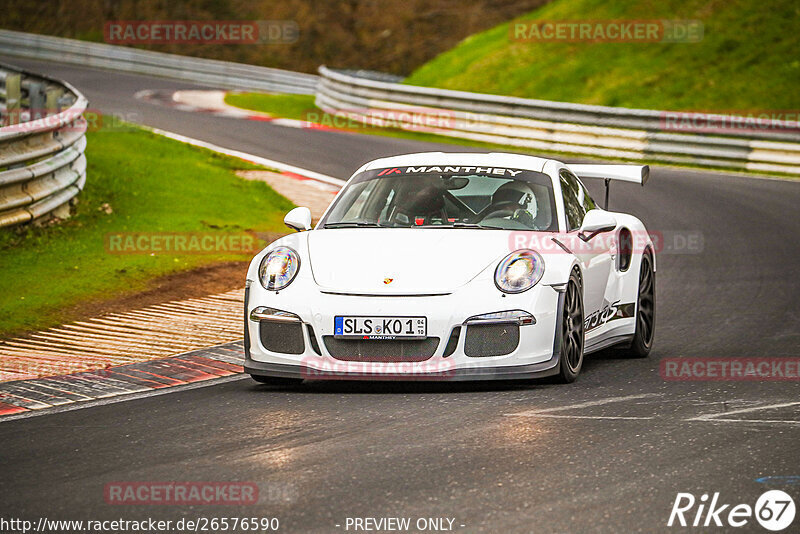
[320,167,557,231]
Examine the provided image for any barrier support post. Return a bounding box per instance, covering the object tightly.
[5,73,21,125]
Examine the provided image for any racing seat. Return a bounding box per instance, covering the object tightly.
[393,184,447,225]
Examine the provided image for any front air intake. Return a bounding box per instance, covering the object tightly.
[464,324,519,357]
[323,337,439,362]
[443,327,461,357]
[259,321,305,354]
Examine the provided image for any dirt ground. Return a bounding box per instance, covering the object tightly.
[68,261,249,320]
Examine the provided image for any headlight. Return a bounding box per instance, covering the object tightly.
[494,250,544,293]
[259,247,300,291]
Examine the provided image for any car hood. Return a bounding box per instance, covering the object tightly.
[307,228,511,295]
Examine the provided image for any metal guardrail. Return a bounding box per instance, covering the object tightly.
[316,66,800,175]
[0,62,87,227]
[0,29,318,95]
[2,31,796,176]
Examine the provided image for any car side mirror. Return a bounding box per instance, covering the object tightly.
[579,209,617,241]
[284,207,312,232]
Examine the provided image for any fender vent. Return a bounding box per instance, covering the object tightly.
[618,228,633,272]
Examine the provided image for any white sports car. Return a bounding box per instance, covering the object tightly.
[244,152,655,384]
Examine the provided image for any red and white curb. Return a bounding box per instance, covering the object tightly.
[134,89,337,131]
[0,342,246,420]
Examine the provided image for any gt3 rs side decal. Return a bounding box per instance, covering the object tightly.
[584,301,636,332]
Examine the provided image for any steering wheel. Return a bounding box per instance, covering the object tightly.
[478,201,523,222]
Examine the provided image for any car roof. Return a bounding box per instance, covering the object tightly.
[356,152,551,175]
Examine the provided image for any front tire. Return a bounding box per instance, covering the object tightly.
[620,252,655,358]
[557,271,585,383]
[250,375,303,387]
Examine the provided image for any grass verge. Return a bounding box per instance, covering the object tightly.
[0,122,294,337]
[405,0,800,112]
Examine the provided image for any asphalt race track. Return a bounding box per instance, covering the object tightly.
[1,57,799,533]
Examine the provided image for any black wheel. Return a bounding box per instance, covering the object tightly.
[250,375,303,387]
[621,252,655,358]
[557,271,585,383]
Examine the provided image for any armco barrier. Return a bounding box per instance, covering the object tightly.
[0,29,317,95]
[0,62,87,227]
[316,66,800,175]
[2,31,796,176]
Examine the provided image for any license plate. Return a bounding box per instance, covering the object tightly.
[334,316,427,340]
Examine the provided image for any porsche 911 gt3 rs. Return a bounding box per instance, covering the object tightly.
[244,152,655,384]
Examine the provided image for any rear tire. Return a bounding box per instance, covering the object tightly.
[250,375,303,387]
[557,271,585,383]
[620,252,655,358]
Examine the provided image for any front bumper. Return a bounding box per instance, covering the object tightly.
[244,358,560,381]
[244,279,564,382]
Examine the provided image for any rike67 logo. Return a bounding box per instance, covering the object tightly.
[668,491,795,531]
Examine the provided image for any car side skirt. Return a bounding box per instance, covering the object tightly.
[584,334,634,354]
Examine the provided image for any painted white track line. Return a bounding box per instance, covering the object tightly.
[687,400,800,425]
[505,393,661,418]
[141,125,346,187]
[506,394,800,426]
